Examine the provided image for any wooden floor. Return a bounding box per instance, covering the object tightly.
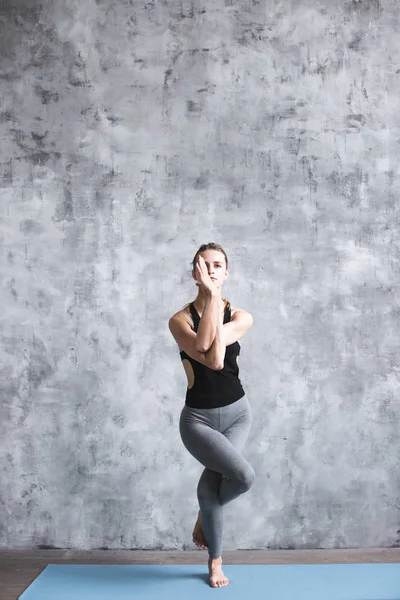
[1,548,400,600]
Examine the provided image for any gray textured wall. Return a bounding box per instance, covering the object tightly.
[1,0,399,551]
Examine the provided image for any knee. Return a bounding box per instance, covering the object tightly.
[239,465,255,492]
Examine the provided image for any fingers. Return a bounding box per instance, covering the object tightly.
[196,257,206,279]
[198,256,206,271]
[195,256,214,292]
[198,256,209,278]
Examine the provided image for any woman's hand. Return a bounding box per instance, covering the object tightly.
[194,256,217,297]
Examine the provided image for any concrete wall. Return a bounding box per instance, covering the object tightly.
[1,0,399,550]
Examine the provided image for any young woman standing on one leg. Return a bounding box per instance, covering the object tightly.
[168,243,255,588]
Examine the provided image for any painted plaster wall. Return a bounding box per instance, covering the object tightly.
[0,0,399,550]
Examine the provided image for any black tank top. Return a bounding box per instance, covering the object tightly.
[179,302,245,409]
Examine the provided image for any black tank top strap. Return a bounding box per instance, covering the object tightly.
[189,302,199,330]
[225,302,231,322]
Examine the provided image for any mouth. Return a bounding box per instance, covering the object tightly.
[211,278,217,281]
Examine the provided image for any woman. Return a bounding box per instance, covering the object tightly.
[168,243,255,588]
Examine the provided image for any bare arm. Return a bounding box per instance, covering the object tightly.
[194,293,222,353]
[204,310,226,370]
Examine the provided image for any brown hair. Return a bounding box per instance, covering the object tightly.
[181,243,231,317]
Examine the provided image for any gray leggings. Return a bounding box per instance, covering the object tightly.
[179,394,255,559]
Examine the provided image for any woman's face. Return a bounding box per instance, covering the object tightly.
[192,250,229,289]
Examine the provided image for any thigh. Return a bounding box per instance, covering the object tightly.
[179,408,250,480]
[221,397,252,453]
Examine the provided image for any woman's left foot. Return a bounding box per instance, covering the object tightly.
[208,557,229,587]
[192,510,208,550]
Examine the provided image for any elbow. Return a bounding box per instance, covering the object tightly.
[213,362,224,371]
[195,343,212,353]
[195,344,207,353]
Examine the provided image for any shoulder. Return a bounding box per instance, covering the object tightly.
[170,307,193,329]
[230,305,251,317]
[230,306,253,324]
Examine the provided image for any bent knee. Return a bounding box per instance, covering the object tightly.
[239,465,256,491]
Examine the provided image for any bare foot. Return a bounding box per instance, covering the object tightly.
[208,556,229,588]
[192,511,208,550]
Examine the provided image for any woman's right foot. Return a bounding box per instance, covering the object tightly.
[192,510,208,550]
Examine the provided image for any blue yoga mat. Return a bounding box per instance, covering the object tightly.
[18,562,400,599]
